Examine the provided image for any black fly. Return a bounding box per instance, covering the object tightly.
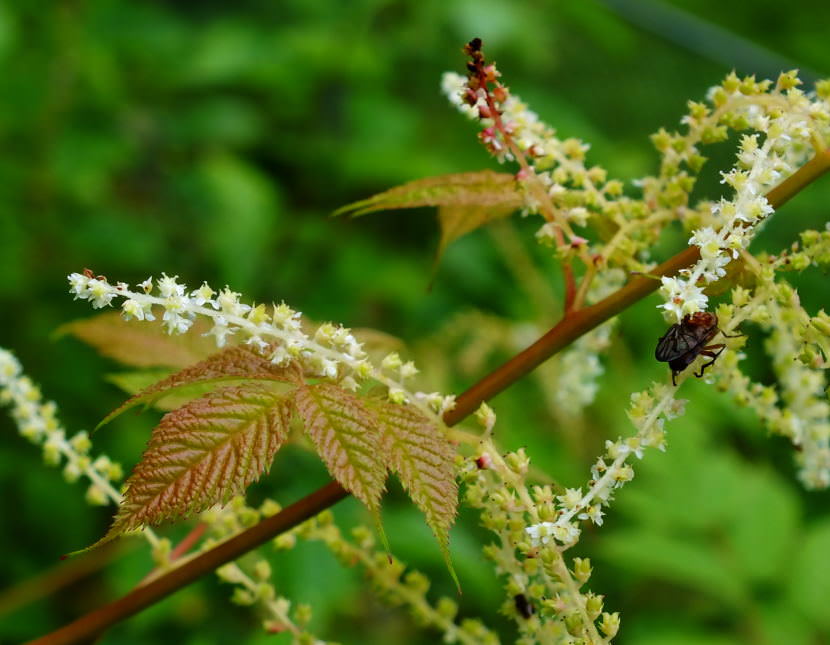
[655,311,739,385]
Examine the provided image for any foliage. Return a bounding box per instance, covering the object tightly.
[3,3,830,645]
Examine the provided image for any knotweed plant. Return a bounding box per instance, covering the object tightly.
[5,38,830,644]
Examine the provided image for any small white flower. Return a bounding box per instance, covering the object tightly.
[87,279,115,309]
[138,276,153,293]
[388,387,408,404]
[525,521,555,547]
[122,298,153,321]
[245,335,269,353]
[157,274,185,298]
[68,273,91,299]
[579,505,604,526]
[400,361,419,379]
[205,316,233,348]
[162,311,193,335]
[216,287,251,317]
[658,276,708,321]
[190,282,216,307]
[556,487,583,510]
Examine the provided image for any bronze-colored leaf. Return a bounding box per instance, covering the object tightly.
[98,344,301,429]
[370,400,457,566]
[435,203,517,265]
[295,384,386,511]
[57,310,220,369]
[334,170,522,217]
[100,383,294,542]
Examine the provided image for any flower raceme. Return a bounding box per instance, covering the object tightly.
[444,53,830,323]
[67,271,454,418]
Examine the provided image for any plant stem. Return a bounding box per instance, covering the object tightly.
[28,147,830,645]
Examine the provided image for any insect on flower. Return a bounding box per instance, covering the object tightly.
[655,311,739,386]
[514,593,535,619]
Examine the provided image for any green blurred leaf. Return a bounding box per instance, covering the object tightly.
[598,528,748,607]
[624,625,738,645]
[613,422,744,532]
[786,518,830,629]
[198,153,282,289]
[757,603,813,645]
[722,468,799,583]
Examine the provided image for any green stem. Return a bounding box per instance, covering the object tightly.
[28,147,830,645]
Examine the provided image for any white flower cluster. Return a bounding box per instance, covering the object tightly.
[441,71,617,229]
[659,75,829,321]
[713,285,830,489]
[67,272,455,421]
[0,347,135,516]
[525,383,684,548]
[463,440,619,642]
[767,299,830,489]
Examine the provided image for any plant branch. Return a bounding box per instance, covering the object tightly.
[28,147,830,645]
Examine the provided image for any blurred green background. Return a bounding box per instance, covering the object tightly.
[2,1,830,643]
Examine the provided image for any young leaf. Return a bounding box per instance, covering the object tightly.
[370,400,458,572]
[435,203,517,268]
[98,344,301,429]
[57,311,220,369]
[334,170,522,217]
[295,384,386,511]
[100,383,294,542]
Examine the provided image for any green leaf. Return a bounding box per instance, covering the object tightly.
[100,383,294,543]
[334,170,522,217]
[97,344,301,429]
[57,310,220,369]
[786,518,830,629]
[722,468,799,583]
[368,399,457,582]
[757,604,812,645]
[598,528,748,608]
[198,152,282,288]
[294,384,386,512]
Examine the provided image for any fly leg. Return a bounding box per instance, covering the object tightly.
[721,330,744,338]
[694,344,725,378]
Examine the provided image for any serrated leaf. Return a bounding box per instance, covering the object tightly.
[100,383,294,543]
[98,344,301,429]
[57,310,220,369]
[295,384,386,511]
[369,400,458,584]
[334,170,522,217]
[370,401,456,541]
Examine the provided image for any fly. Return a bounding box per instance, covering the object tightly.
[655,312,739,386]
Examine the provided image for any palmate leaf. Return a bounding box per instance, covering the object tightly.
[295,384,386,512]
[97,344,301,429]
[334,170,522,217]
[101,382,294,543]
[57,310,220,369]
[369,399,458,582]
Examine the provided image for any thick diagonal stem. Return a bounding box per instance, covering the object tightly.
[28,147,830,645]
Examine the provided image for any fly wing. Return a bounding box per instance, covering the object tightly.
[655,324,697,362]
